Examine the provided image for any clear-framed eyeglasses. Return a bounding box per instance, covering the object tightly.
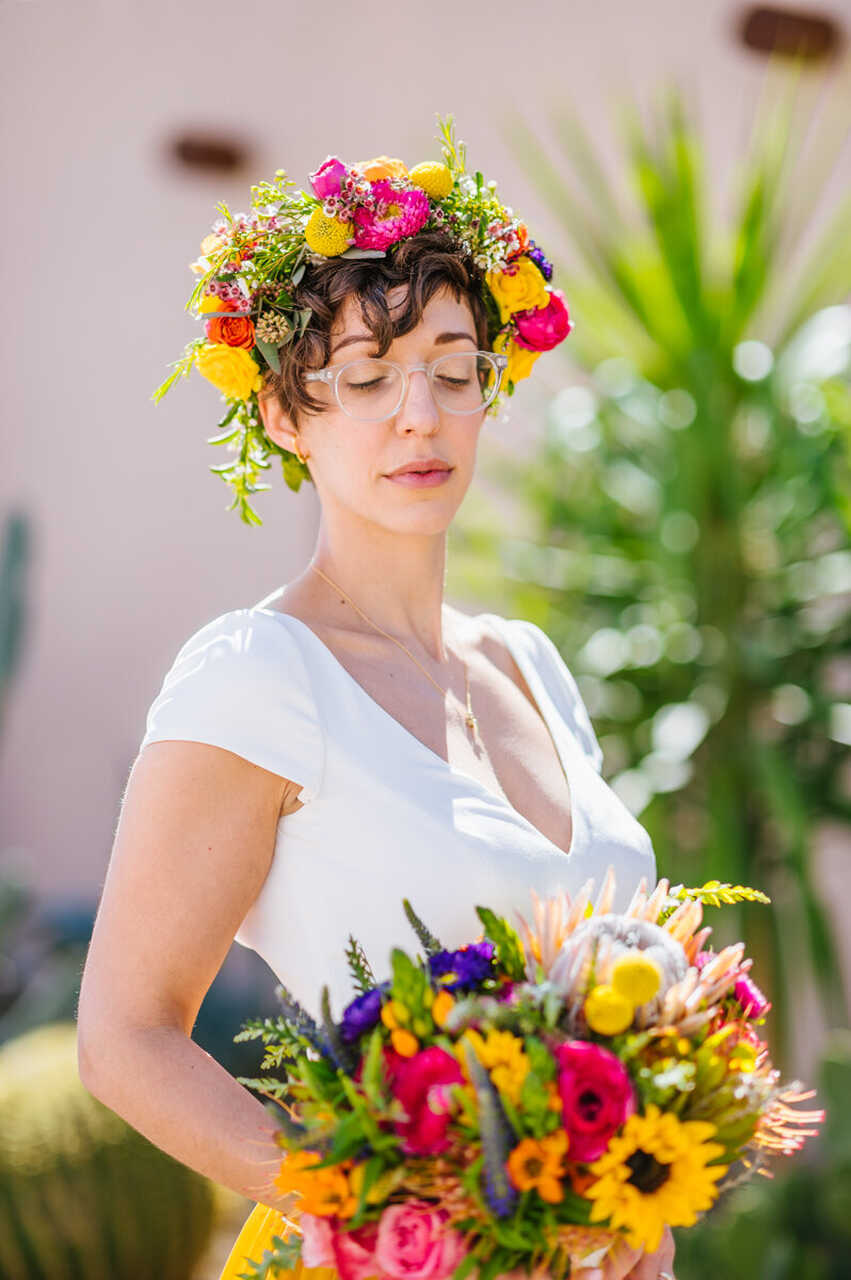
[303,350,508,422]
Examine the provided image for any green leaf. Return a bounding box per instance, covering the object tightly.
[290,263,306,284]
[255,335,281,374]
[340,248,386,259]
[402,898,444,956]
[475,906,526,981]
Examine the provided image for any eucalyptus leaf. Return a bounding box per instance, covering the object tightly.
[255,336,281,374]
[340,248,387,259]
[291,264,306,284]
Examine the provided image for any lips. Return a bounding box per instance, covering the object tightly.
[387,462,451,476]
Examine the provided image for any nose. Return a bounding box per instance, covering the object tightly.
[396,366,440,432]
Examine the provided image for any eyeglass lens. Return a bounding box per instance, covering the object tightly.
[335,353,501,420]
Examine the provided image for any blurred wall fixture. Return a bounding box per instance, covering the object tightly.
[738,6,843,60]
[166,128,253,175]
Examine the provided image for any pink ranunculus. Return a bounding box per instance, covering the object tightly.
[310,156,349,200]
[513,288,573,352]
[300,1212,336,1268]
[331,1218,383,1280]
[555,1040,636,1163]
[390,1046,464,1156]
[352,180,429,251]
[375,1201,466,1280]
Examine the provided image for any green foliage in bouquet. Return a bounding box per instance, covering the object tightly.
[0,1022,219,1280]
[450,76,851,1057]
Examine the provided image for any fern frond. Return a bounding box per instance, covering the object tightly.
[402,898,444,956]
[345,933,377,993]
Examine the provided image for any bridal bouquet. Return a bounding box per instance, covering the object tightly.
[235,871,824,1280]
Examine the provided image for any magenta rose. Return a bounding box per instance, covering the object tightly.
[331,1218,382,1280]
[391,1046,464,1156]
[375,1201,466,1280]
[310,155,348,199]
[300,1213,335,1268]
[513,288,573,352]
[555,1040,636,1162]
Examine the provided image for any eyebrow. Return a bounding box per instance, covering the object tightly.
[330,330,477,355]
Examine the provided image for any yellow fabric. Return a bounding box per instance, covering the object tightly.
[218,1203,339,1280]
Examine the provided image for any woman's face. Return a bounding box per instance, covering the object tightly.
[259,283,488,536]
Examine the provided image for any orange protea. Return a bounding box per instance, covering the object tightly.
[507,1129,569,1203]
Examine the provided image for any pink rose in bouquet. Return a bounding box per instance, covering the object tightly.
[390,1046,465,1156]
[555,1040,636,1162]
[375,1201,466,1280]
[513,288,572,351]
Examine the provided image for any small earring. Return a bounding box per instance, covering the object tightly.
[294,439,309,465]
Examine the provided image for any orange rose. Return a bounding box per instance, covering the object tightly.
[352,155,409,181]
[207,312,256,350]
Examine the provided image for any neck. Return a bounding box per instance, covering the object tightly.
[307,521,450,662]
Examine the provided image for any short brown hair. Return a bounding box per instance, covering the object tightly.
[262,230,492,425]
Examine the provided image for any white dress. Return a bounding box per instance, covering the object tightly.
[140,593,657,1020]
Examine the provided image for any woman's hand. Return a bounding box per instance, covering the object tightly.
[581,1225,676,1280]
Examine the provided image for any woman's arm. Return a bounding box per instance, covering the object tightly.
[77,738,301,1209]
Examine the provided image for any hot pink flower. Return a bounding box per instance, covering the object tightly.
[555,1040,636,1162]
[375,1202,466,1280]
[734,973,770,1019]
[390,1046,464,1156]
[310,156,349,200]
[300,1213,336,1268]
[352,180,429,250]
[513,288,572,352]
[331,1218,382,1280]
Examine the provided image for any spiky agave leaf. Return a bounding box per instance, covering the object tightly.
[460,1037,518,1219]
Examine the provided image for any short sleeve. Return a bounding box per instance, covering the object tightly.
[139,609,325,803]
[506,618,605,775]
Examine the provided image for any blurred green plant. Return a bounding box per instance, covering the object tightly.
[672,1028,851,1279]
[0,1022,221,1279]
[450,79,850,1059]
[0,510,30,740]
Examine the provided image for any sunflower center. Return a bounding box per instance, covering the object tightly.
[625,1148,672,1193]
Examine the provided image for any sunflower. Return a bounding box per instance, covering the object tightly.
[583,1104,728,1252]
[507,1129,569,1203]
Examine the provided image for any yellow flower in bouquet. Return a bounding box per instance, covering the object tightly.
[493,330,541,385]
[584,1105,729,1253]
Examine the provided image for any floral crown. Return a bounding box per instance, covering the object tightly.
[152,115,572,525]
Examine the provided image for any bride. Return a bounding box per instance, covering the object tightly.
[76,136,677,1280]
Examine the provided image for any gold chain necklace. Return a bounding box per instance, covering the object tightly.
[309,563,481,745]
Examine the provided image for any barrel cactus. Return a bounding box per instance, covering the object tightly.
[0,1022,219,1279]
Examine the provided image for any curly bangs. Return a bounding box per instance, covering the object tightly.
[262,230,492,425]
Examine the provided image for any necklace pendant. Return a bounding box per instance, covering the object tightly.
[465,711,478,734]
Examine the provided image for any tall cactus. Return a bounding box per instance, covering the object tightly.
[0,1022,219,1279]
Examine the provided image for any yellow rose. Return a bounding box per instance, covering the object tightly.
[195,342,262,401]
[493,331,542,385]
[486,258,549,323]
[352,155,409,181]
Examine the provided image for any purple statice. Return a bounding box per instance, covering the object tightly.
[340,981,391,1044]
[527,239,553,281]
[428,941,496,992]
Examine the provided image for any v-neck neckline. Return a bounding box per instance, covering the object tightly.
[257,604,582,860]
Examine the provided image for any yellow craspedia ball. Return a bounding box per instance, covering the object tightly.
[408,162,454,200]
[611,953,662,1005]
[195,343,262,401]
[304,207,353,256]
[584,984,635,1036]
